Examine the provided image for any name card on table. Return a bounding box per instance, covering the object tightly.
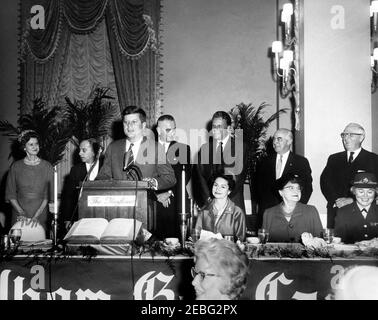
[88,195,136,207]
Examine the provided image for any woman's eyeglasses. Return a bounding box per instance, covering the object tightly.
[283,186,302,192]
[191,267,217,281]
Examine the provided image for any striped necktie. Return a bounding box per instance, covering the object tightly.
[124,143,134,170]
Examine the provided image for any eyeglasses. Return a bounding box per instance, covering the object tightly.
[191,267,218,281]
[283,186,302,192]
[340,133,363,139]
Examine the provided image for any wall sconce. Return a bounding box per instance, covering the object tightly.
[271,0,301,130]
[272,3,296,98]
[371,0,378,93]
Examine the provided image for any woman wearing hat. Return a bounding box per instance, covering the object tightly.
[334,171,378,244]
[262,173,323,242]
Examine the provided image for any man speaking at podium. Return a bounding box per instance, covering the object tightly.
[96,106,176,190]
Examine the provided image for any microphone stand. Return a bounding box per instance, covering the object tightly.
[51,210,59,253]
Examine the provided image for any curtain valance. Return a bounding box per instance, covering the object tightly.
[22,0,157,63]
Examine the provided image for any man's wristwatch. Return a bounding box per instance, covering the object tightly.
[168,190,174,197]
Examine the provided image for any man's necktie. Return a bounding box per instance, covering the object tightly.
[348,151,354,164]
[219,142,224,165]
[276,154,283,179]
[124,143,134,170]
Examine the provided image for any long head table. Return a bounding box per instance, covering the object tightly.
[1,253,378,300]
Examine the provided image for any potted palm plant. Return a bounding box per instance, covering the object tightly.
[229,102,287,211]
[63,86,118,147]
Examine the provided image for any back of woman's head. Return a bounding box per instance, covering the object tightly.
[335,265,378,300]
[194,238,249,300]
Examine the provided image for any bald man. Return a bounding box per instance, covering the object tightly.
[321,123,378,229]
[254,128,313,231]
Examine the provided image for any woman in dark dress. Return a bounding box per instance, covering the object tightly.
[5,130,53,236]
[262,173,323,242]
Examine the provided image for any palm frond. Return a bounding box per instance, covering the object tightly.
[63,86,118,146]
[0,120,20,137]
[229,102,287,179]
[0,98,73,164]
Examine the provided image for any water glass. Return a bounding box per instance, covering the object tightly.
[258,228,269,244]
[322,228,334,244]
[190,229,200,243]
[224,235,235,242]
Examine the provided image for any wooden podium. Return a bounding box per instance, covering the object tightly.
[78,180,155,231]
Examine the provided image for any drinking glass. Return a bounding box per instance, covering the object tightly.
[9,228,22,246]
[190,229,200,243]
[322,228,334,244]
[258,228,269,244]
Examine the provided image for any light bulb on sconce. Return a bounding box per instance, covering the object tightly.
[371,1,378,32]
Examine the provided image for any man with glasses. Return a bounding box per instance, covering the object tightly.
[154,114,191,239]
[254,128,313,232]
[97,106,176,190]
[192,111,247,212]
[321,123,378,229]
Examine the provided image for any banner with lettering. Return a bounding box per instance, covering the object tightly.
[1,256,378,300]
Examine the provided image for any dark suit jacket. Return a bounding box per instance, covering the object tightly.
[335,202,378,244]
[320,148,378,228]
[255,152,313,230]
[60,159,103,223]
[155,141,191,239]
[192,136,248,212]
[96,137,176,190]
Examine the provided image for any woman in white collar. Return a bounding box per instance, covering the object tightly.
[194,173,246,241]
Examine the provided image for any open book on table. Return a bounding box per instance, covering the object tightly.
[64,218,142,244]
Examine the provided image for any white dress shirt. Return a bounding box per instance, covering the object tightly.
[347,148,361,163]
[276,150,290,179]
[125,137,144,161]
[85,161,99,181]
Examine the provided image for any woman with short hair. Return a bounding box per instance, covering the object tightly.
[5,130,54,236]
[194,174,246,241]
[262,173,323,242]
[192,238,249,300]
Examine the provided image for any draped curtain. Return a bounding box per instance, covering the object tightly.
[20,0,162,190]
[20,0,162,125]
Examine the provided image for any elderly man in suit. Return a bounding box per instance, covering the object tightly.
[154,114,191,239]
[254,128,313,231]
[321,123,378,228]
[192,111,248,212]
[96,106,176,190]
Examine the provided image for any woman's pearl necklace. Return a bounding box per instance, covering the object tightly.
[24,157,41,166]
